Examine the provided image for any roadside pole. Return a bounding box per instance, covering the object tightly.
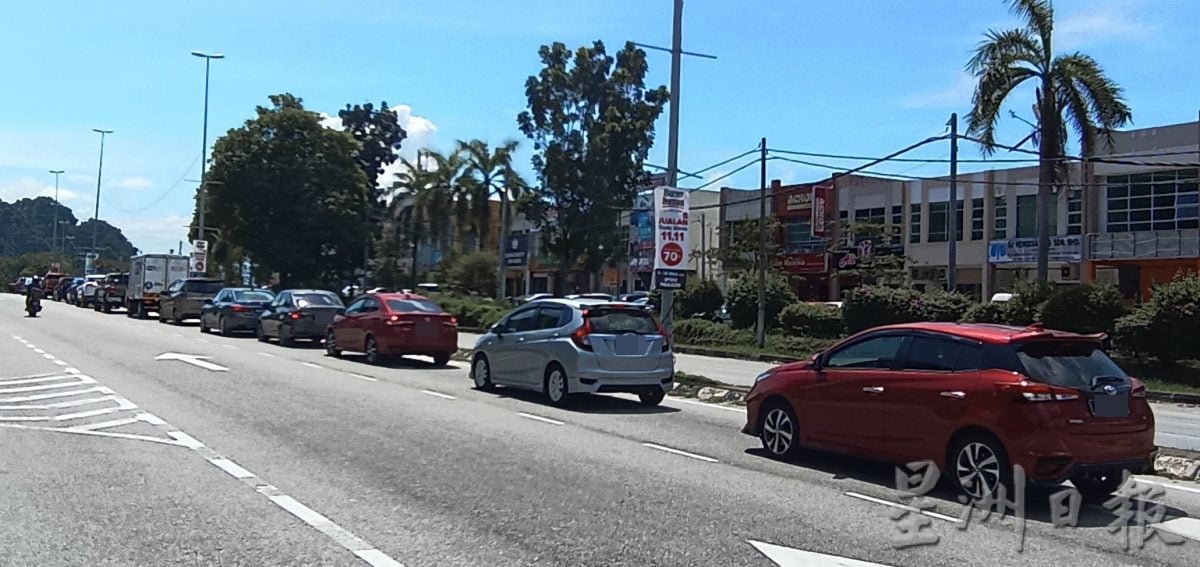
[659,0,684,334]
[755,137,767,349]
[947,113,958,292]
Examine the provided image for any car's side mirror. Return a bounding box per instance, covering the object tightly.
[490,323,504,336]
[811,354,826,373]
[335,307,346,315]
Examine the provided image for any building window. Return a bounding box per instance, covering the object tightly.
[994,196,1007,239]
[971,198,984,240]
[929,201,949,242]
[1105,169,1199,232]
[852,207,885,242]
[953,200,965,241]
[782,219,825,253]
[890,205,903,245]
[910,204,921,243]
[1067,189,1082,235]
[1015,194,1057,237]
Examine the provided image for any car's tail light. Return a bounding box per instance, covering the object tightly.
[290,312,302,320]
[571,320,594,352]
[386,314,414,327]
[998,381,1080,402]
[231,305,250,313]
[657,322,671,352]
[1131,378,1147,398]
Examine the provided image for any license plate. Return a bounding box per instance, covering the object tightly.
[1092,394,1130,418]
[614,335,642,355]
[416,322,439,338]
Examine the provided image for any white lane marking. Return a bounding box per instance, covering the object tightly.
[136,412,168,426]
[261,490,406,567]
[518,412,566,426]
[210,458,256,480]
[348,373,378,382]
[0,386,112,403]
[52,359,67,366]
[0,371,63,381]
[33,348,45,354]
[154,352,229,372]
[0,374,84,386]
[68,417,140,431]
[642,442,720,463]
[41,353,55,360]
[1134,476,1200,496]
[1154,517,1200,542]
[257,352,275,358]
[167,430,205,449]
[748,540,892,567]
[221,344,237,350]
[24,344,36,349]
[54,406,125,422]
[65,367,80,374]
[0,395,117,411]
[668,397,747,413]
[843,491,962,523]
[10,335,19,340]
[0,422,183,446]
[0,376,95,394]
[301,362,323,369]
[171,333,184,338]
[420,389,456,400]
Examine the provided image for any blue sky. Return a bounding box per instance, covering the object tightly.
[2,0,1197,254]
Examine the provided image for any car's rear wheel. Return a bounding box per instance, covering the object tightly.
[949,433,1012,502]
[257,323,268,342]
[432,352,452,366]
[544,363,570,406]
[218,316,230,335]
[364,335,380,364]
[1071,470,1128,499]
[325,331,341,358]
[638,389,666,406]
[279,324,295,347]
[472,355,494,390]
[760,400,801,460]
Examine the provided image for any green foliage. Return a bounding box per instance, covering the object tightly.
[1040,283,1126,334]
[203,94,370,288]
[517,40,668,283]
[459,139,525,253]
[842,286,972,333]
[711,218,780,274]
[0,251,78,284]
[676,278,724,319]
[960,301,1010,324]
[445,251,499,296]
[725,274,797,329]
[779,302,844,338]
[1113,274,1200,365]
[0,197,136,263]
[670,318,835,359]
[430,293,511,329]
[1003,281,1057,326]
[338,101,407,199]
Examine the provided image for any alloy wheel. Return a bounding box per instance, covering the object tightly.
[472,357,492,389]
[956,442,1002,500]
[762,408,794,456]
[365,336,379,364]
[546,368,566,403]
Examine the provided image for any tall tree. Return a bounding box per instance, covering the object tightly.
[202,93,369,287]
[518,40,668,290]
[458,139,525,252]
[966,0,1131,282]
[339,102,408,285]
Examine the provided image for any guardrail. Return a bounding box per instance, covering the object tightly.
[1089,229,1200,260]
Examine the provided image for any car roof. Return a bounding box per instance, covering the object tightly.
[280,289,336,294]
[871,321,1103,344]
[369,292,432,302]
[530,298,644,310]
[185,277,222,282]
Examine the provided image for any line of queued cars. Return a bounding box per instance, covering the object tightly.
[36,270,1156,501]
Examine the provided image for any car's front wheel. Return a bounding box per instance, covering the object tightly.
[760,401,801,459]
[472,356,494,390]
[949,433,1012,502]
[325,331,342,358]
[199,315,211,333]
[256,323,268,342]
[638,389,666,406]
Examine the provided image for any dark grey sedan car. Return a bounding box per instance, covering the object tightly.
[258,289,344,346]
[199,288,276,335]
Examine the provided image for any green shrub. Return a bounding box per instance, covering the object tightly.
[1113,274,1200,365]
[960,301,1009,324]
[841,285,925,333]
[444,252,498,296]
[1003,281,1056,326]
[725,274,797,329]
[677,278,724,319]
[778,302,844,338]
[922,290,976,322]
[1039,283,1126,334]
[430,293,512,329]
[671,318,749,346]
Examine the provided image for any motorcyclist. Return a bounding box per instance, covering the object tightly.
[25,276,44,316]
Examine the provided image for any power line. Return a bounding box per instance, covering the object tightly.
[100,153,203,214]
[958,135,1200,168]
[767,147,1038,164]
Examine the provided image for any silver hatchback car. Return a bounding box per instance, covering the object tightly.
[470,298,675,406]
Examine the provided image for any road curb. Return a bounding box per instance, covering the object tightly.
[672,345,804,364]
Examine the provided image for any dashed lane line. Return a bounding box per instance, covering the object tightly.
[517,412,565,426]
[301,362,324,369]
[642,442,720,463]
[257,352,275,358]
[843,491,962,523]
[348,373,378,382]
[420,390,456,400]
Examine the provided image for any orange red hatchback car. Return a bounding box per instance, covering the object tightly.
[743,322,1156,499]
[325,293,458,366]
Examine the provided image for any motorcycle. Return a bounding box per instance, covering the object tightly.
[25,289,43,318]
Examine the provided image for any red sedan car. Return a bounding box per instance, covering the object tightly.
[744,322,1156,499]
[325,293,458,366]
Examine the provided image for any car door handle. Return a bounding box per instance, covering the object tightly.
[862,386,884,394]
[939,391,967,399]
[516,337,526,343]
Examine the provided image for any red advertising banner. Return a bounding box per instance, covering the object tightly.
[774,185,814,218]
[811,184,830,236]
[776,252,828,274]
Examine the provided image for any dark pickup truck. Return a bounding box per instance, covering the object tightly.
[94,273,129,313]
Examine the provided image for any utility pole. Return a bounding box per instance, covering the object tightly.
[497,175,509,301]
[91,129,113,271]
[657,0,685,334]
[756,137,767,349]
[699,213,707,280]
[49,169,64,253]
[947,113,958,292]
[192,51,224,255]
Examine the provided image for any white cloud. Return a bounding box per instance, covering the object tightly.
[902,73,977,110]
[320,103,439,189]
[117,176,153,190]
[0,176,86,203]
[1057,0,1157,49]
[113,213,191,254]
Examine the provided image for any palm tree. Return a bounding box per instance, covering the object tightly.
[458,139,525,252]
[966,0,1131,282]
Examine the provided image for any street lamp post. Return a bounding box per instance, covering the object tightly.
[49,169,64,252]
[192,51,224,249]
[91,129,113,271]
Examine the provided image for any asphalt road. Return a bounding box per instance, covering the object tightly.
[5,295,1200,566]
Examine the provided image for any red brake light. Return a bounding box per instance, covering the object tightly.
[658,322,671,353]
[571,320,594,351]
[290,312,302,320]
[997,380,1080,402]
[231,305,250,313]
[444,316,458,326]
[1130,378,1146,398]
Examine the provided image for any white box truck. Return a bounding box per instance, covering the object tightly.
[126,254,190,319]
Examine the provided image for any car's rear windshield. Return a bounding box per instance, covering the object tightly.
[233,290,274,302]
[294,292,343,307]
[1015,341,1128,391]
[185,281,225,294]
[108,275,128,284]
[386,299,442,313]
[586,308,659,335]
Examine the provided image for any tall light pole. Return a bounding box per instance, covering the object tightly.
[91,129,113,270]
[49,169,64,253]
[192,51,224,248]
